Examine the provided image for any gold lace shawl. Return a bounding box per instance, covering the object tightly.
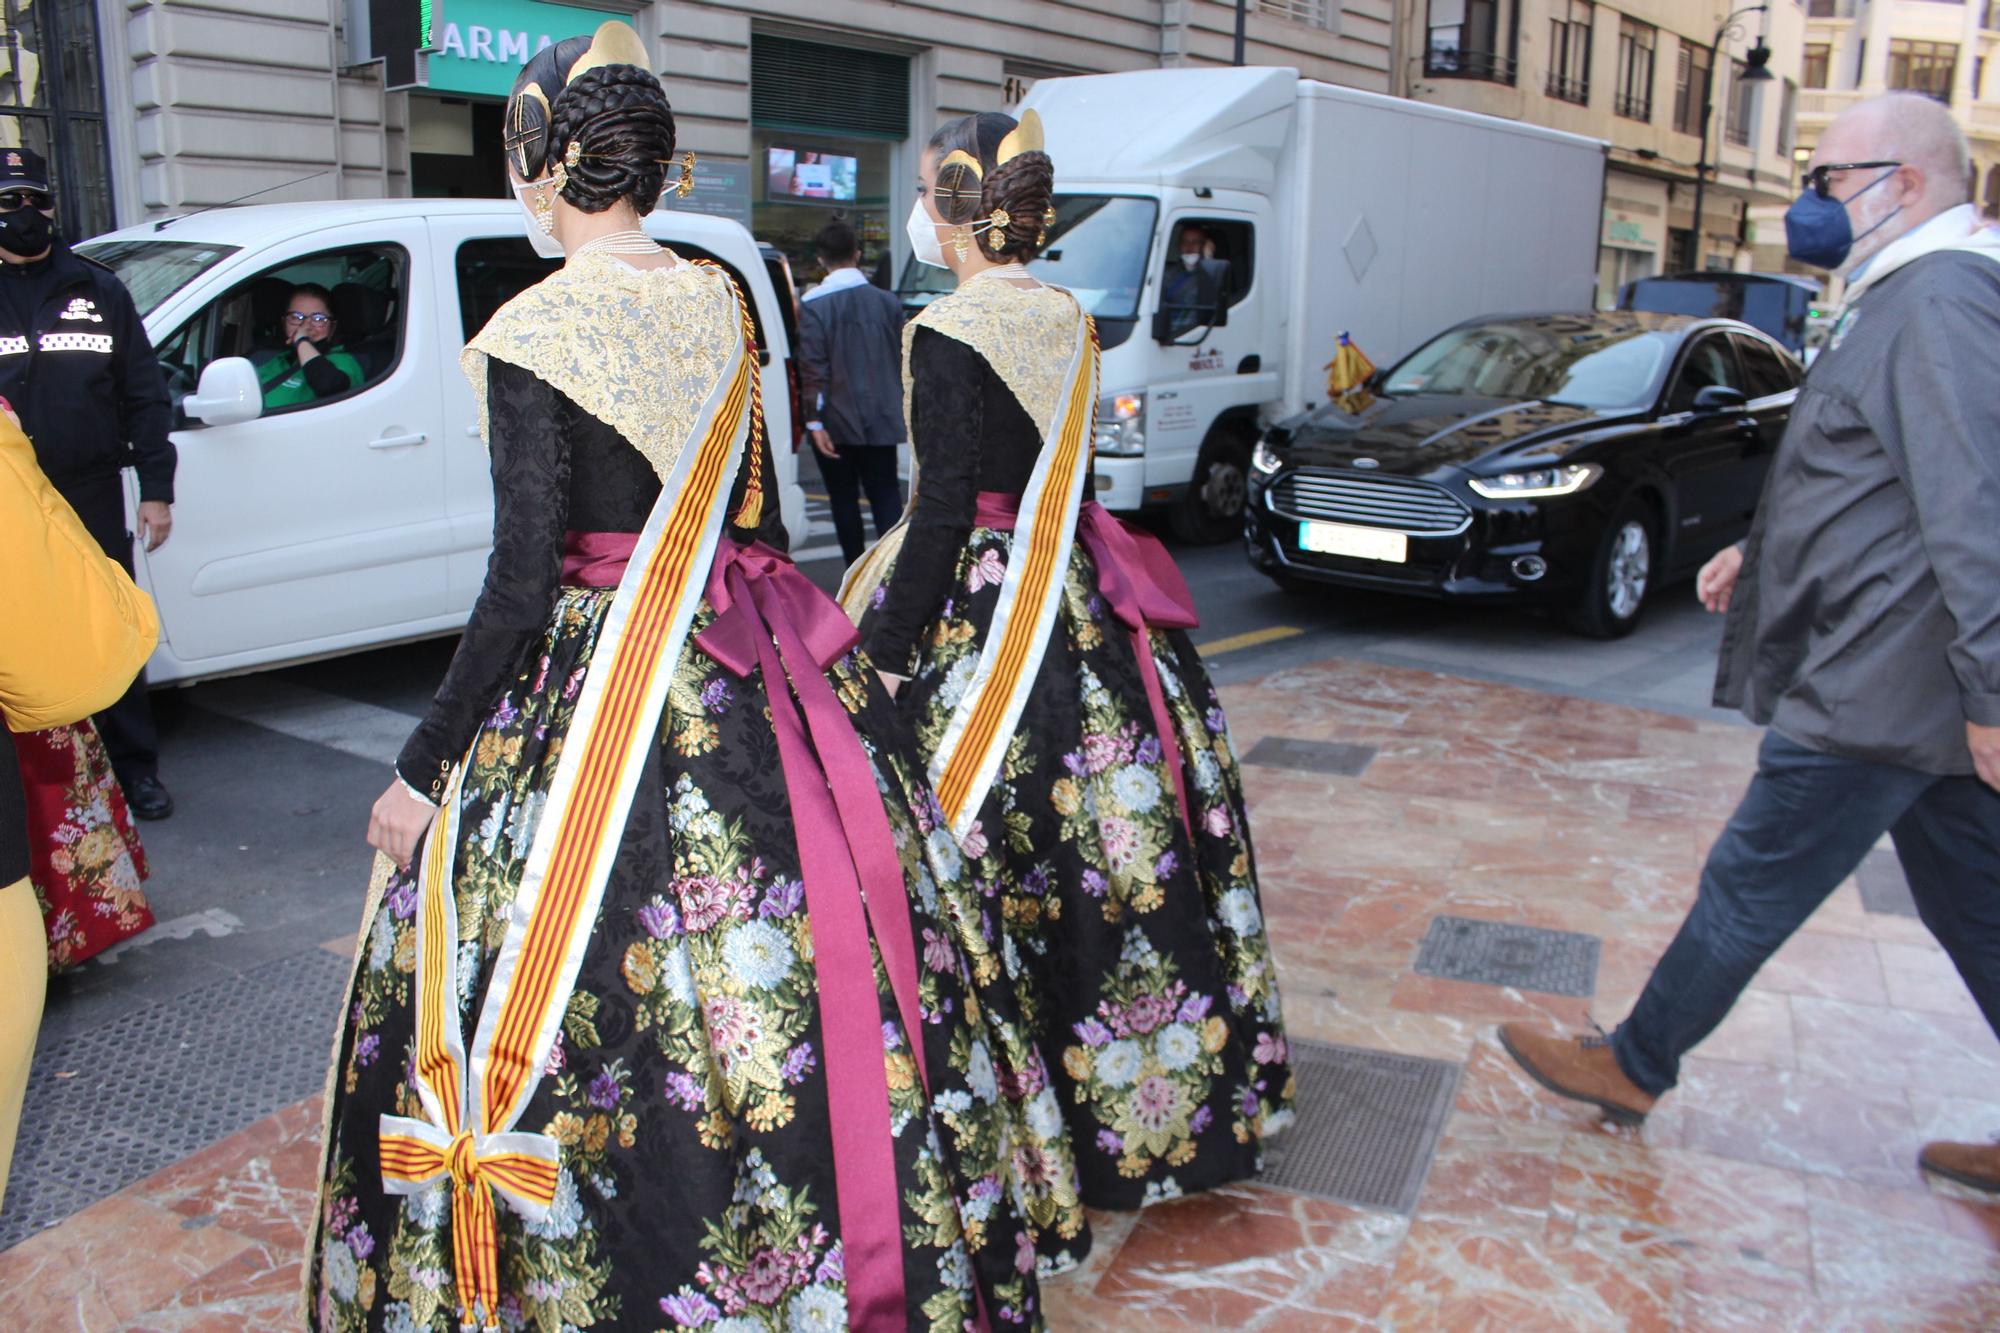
[901,279,1085,435]
[462,251,739,481]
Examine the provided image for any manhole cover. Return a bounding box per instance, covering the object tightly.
[1856,849,1919,919]
[1413,915,1600,997]
[0,947,351,1251]
[1241,737,1376,777]
[1259,1040,1459,1214]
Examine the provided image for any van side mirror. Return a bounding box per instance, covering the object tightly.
[1691,385,1748,415]
[183,357,264,427]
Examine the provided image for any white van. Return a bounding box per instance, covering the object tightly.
[77,200,805,686]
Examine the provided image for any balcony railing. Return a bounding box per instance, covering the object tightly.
[1256,0,1335,28]
[1798,88,1863,121]
[1426,49,1519,86]
[1546,74,1590,105]
[1615,91,1653,121]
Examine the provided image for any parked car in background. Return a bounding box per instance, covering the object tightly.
[1618,271,1821,359]
[1244,311,1800,637]
[78,200,804,685]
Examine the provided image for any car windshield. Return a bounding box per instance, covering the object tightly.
[74,239,241,318]
[1381,321,1675,410]
[898,194,1157,320]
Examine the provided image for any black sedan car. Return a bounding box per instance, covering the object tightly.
[1244,312,1801,636]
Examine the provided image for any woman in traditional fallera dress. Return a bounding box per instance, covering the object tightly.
[846,111,1296,1232]
[306,27,1047,1331]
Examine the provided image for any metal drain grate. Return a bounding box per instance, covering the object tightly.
[1856,849,1920,919]
[1259,1040,1460,1214]
[1242,737,1377,777]
[1413,915,1600,997]
[0,947,351,1251]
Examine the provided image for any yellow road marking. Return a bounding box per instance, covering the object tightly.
[1196,625,1303,656]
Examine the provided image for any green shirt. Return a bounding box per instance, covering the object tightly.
[259,348,366,408]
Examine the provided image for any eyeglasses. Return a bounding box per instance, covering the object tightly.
[0,190,52,212]
[1803,161,1902,200]
[285,311,333,327]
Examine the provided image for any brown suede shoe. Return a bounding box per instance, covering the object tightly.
[1919,1140,2000,1193]
[1496,1022,1657,1125]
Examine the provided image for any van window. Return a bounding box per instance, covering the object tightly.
[1159,216,1254,339]
[160,245,408,418]
[453,237,774,358]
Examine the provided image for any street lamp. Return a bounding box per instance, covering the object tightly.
[1690,5,1774,271]
[1234,0,1249,66]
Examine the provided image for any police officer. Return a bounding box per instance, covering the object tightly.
[0,147,177,819]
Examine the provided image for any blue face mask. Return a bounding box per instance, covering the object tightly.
[1784,169,1900,270]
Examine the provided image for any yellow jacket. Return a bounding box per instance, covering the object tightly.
[0,419,159,732]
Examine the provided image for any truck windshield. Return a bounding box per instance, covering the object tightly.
[1382,320,1676,410]
[898,194,1157,322]
[74,239,241,318]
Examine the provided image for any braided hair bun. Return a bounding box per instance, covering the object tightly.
[927,111,1056,262]
[547,64,677,215]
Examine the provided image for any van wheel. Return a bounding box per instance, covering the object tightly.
[1171,429,1253,545]
[1567,497,1654,639]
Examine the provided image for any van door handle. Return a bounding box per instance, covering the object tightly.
[370,431,428,450]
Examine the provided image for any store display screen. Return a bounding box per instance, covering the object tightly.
[767,147,858,202]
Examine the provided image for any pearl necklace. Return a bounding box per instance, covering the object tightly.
[968,262,1034,285]
[574,229,660,257]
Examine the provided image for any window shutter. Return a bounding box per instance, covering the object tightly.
[751,35,909,139]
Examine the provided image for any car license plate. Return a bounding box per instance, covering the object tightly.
[1298,521,1408,564]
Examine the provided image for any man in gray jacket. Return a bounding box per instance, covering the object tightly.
[1500,93,2000,1189]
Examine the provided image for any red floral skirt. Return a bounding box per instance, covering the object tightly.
[11,723,154,971]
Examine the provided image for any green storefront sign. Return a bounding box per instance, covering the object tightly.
[424,0,636,98]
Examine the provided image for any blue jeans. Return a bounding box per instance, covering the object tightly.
[1613,730,2000,1096]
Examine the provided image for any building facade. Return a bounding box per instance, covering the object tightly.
[1393,0,1808,303]
[8,0,1394,272]
[1776,0,2000,271]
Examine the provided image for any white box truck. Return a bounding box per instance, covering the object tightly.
[902,66,1606,542]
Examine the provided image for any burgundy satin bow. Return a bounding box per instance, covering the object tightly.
[694,538,942,1331]
[971,493,1201,842]
[560,531,639,588]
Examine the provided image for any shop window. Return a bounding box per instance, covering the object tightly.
[0,0,114,238]
[159,246,409,419]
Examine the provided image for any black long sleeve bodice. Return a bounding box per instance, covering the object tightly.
[396,357,786,793]
[863,328,1039,675]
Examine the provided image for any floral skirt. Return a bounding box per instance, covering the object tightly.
[11,723,152,971]
[308,587,1055,1332]
[861,528,1296,1223]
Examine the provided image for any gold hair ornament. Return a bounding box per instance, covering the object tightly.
[551,139,582,193]
[565,20,650,84]
[995,109,1045,166]
[676,151,697,198]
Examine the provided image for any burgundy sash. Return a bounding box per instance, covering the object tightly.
[971,493,1201,842]
[560,530,640,588]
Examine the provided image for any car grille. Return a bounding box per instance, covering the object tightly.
[1272,469,1472,535]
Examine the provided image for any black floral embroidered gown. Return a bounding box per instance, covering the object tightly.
[305,254,1048,1332]
[855,278,1295,1238]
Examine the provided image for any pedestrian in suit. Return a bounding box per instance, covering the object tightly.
[798,219,907,565]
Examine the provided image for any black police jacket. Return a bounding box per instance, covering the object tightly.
[0,243,175,502]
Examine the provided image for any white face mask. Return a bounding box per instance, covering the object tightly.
[514,181,567,260]
[1181,252,1201,271]
[906,199,948,269]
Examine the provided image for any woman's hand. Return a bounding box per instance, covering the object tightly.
[369,779,439,870]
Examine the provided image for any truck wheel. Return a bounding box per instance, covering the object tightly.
[1171,429,1253,545]
[1567,497,1654,639]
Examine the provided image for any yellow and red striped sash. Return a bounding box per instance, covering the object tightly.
[929,306,1098,839]
[378,287,755,1331]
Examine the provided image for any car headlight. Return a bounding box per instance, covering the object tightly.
[1251,439,1284,474]
[1092,391,1145,457]
[1468,463,1603,500]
